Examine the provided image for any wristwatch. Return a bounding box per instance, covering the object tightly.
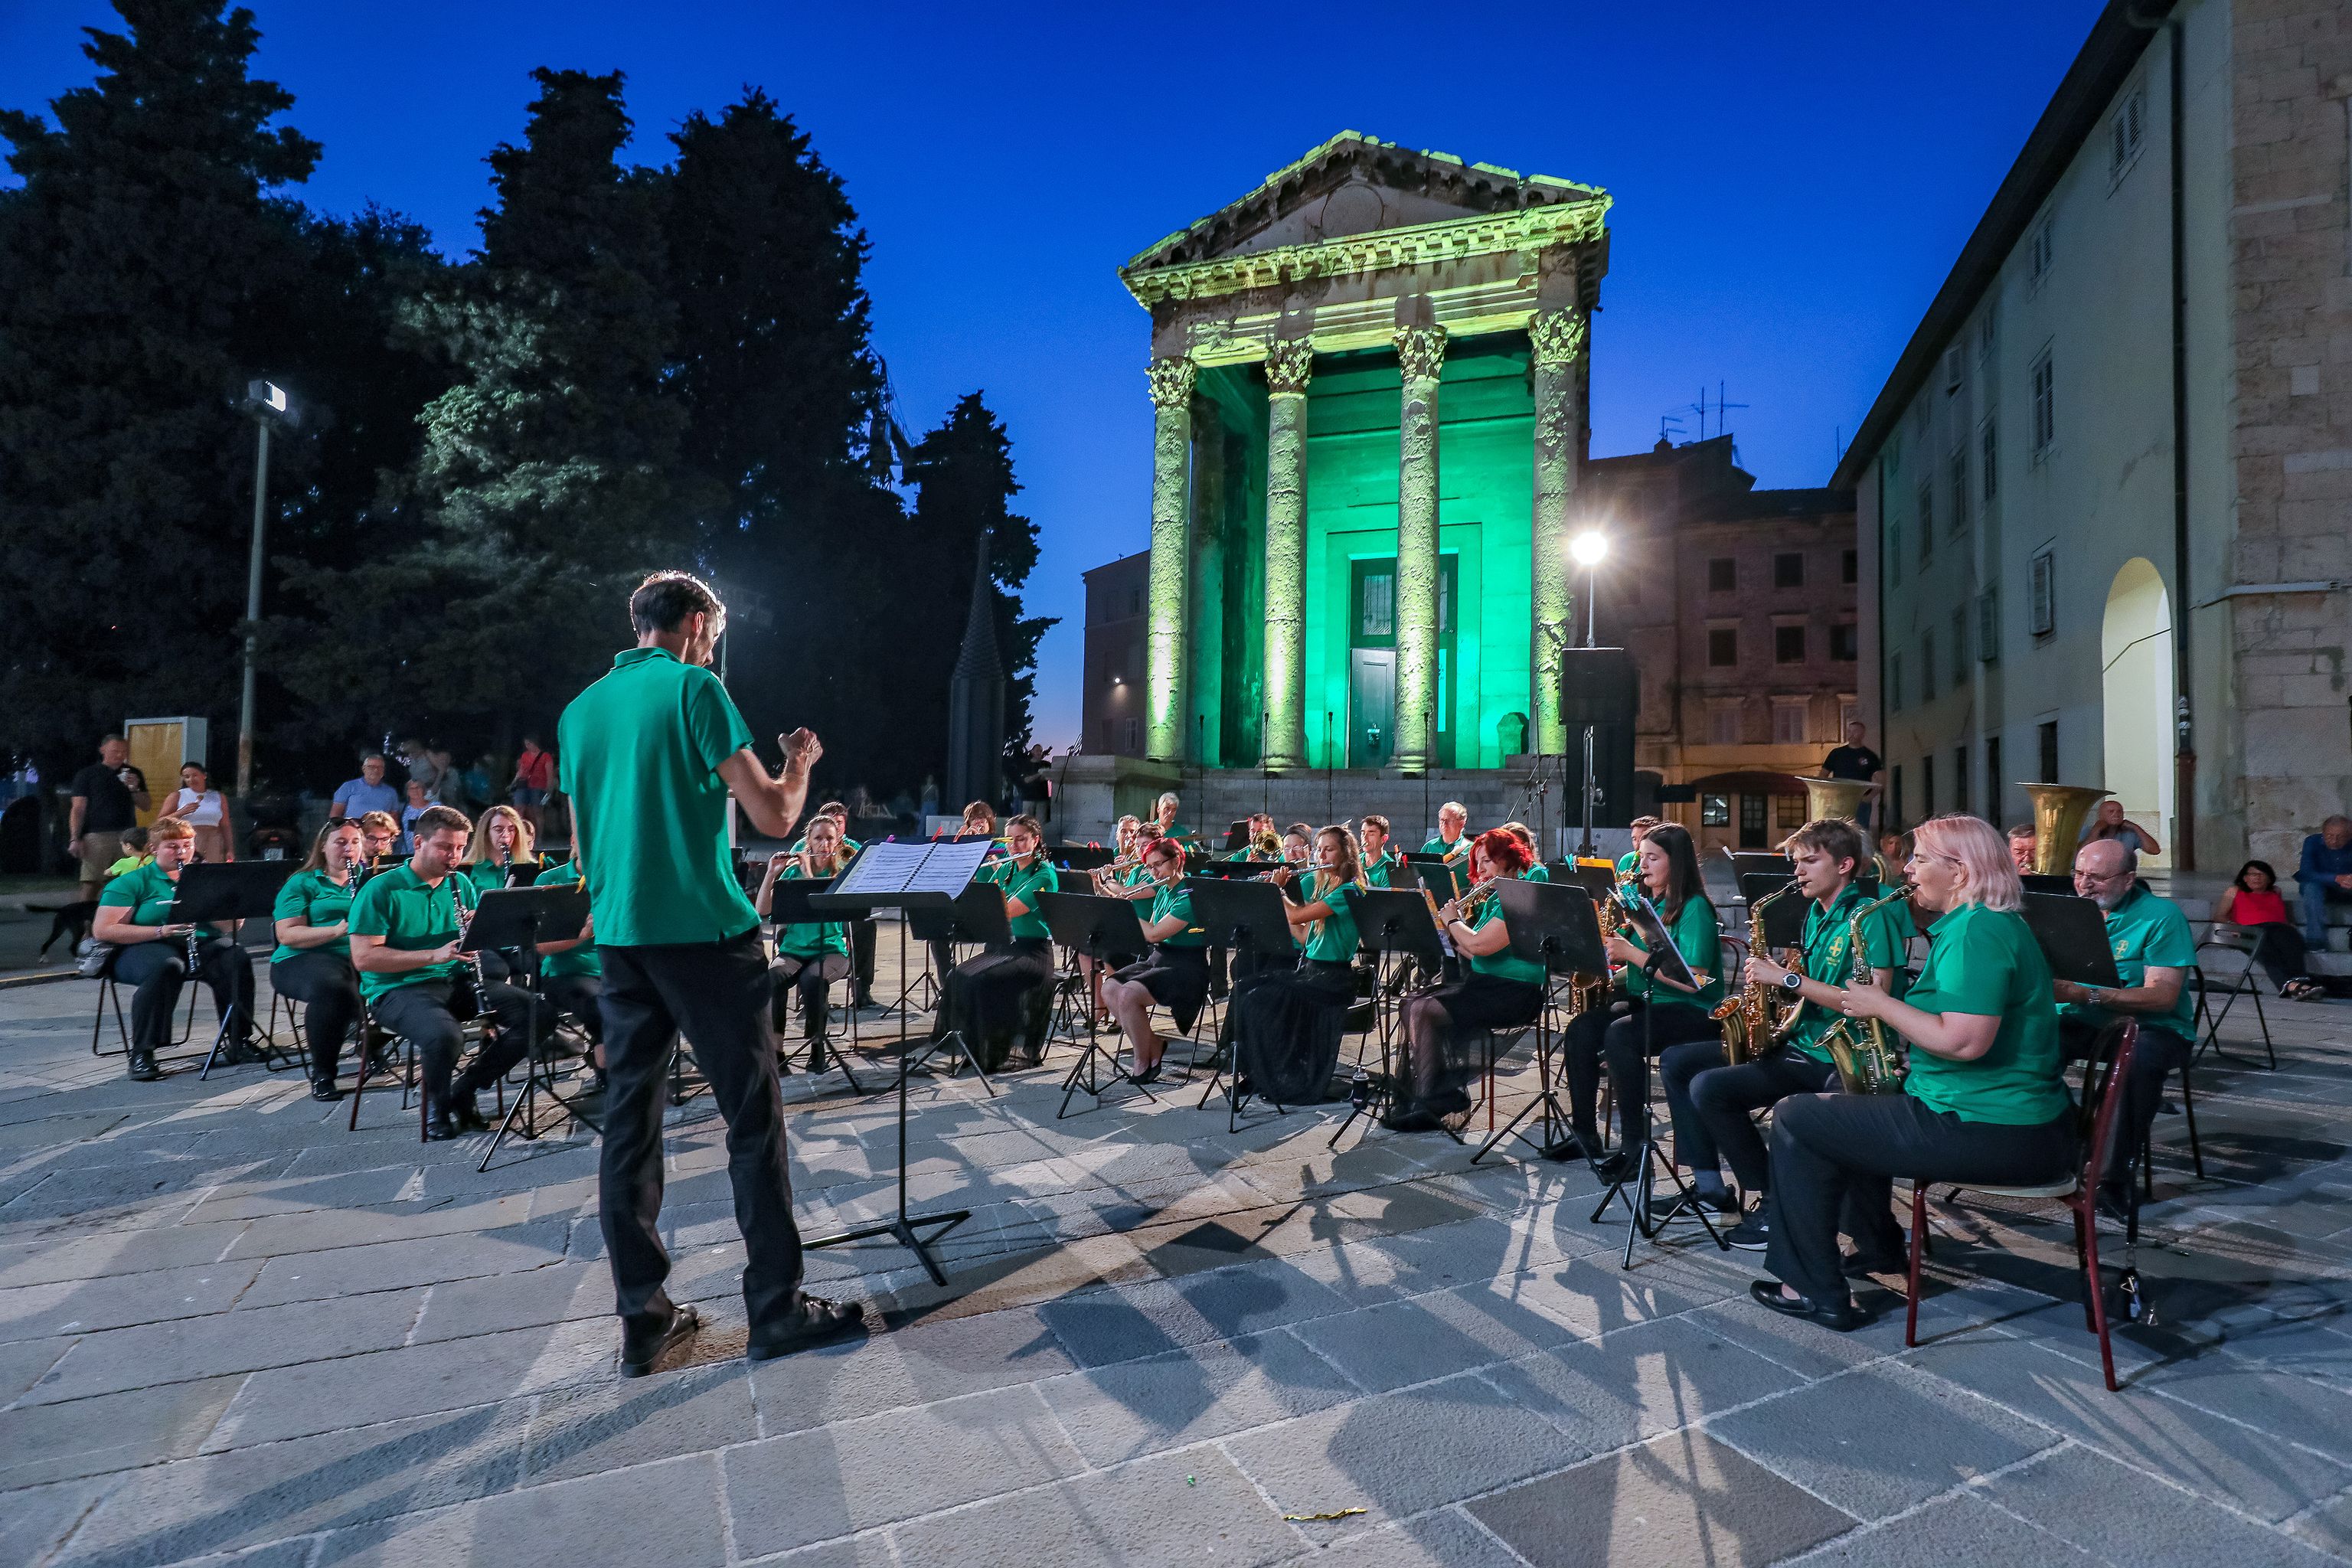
[1779,970,1805,995]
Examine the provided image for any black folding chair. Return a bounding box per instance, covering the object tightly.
[2193,933,2276,1070]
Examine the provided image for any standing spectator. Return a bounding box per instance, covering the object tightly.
[463,753,496,812]
[331,754,400,822]
[2216,860,2328,1001]
[2295,815,2352,954]
[2006,823,2039,874]
[2079,798,2162,858]
[398,780,432,853]
[510,735,555,831]
[397,737,442,801]
[427,746,466,813]
[1820,721,1884,828]
[68,734,149,897]
[158,762,234,864]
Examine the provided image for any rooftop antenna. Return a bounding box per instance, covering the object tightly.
[1713,381,1749,439]
[1658,412,1685,443]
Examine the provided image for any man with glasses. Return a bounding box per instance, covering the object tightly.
[2050,837,2195,1218]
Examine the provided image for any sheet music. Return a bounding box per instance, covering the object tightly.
[906,839,993,895]
[827,841,932,895]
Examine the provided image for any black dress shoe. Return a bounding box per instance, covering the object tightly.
[425,1112,462,1142]
[1129,1062,1163,1086]
[620,1304,702,1377]
[746,1295,865,1362]
[1749,1279,1864,1331]
[445,1096,490,1134]
[309,1077,344,1102]
[127,1050,160,1083]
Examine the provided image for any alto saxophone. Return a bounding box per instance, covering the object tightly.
[1572,892,1622,1015]
[1818,889,1911,1095]
[1714,879,1803,1065]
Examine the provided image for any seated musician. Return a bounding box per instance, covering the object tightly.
[1563,822,1726,1176]
[2055,837,2197,1218]
[349,805,551,1140]
[1753,814,2073,1330]
[1230,825,1366,1104]
[355,810,402,871]
[1391,828,1545,1130]
[756,817,854,1057]
[958,801,999,843]
[797,802,875,1009]
[1152,791,1187,844]
[459,805,542,979]
[1359,815,1401,888]
[1617,816,1661,878]
[272,818,368,1101]
[930,813,1059,1071]
[1222,812,1274,860]
[1422,800,1472,862]
[1501,822,1548,880]
[1281,823,1313,867]
[1083,814,1153,1022]
[1101,836,1209,1083]
[94,816,256,1082]
[1677,818,1913,1256]
[532,857,604,1093]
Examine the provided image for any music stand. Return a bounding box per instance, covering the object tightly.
[2020,874,2079,899]
[2022,892,2125,988]
[1587,888,1728,1266]
[1736,873,1807,949]
[897,882,1015,1091]
[1729,851,1790,881]
[461,883,592,1170]
[1474,881,1608,1166]
[1182,877,1301,1129]
[1055,844,1116,872]
[1036,890,1151,1117]
[168,861,297,1078]
[763,875,865,1094]
[802,838,991,1287]
[1223,819,1252,852]
[1327,887,1448,1148]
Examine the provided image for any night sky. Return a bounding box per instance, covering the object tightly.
[0,2,2105,746]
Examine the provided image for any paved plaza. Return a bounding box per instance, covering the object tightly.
[3,935,2351,1567]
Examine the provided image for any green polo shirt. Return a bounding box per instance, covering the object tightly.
[348,862,471,1002]
[1901,903,2066,1125]
[1782,884,1915,1062]
[558,645,760,947]
[534,863,599,978]
[1467,886,1544,984]
[463,855,541,900]
[1422,835,1468,859]
[271,867,357,964]
[1148,882,1204,948]
[1523,861,1551,882]
[772,860,848,960]
[983,855,1059,942]
[1363,850,1400,890]
[1615,851,1640,877]
[99,861,179,926]
[1303,880,1363,963]
[1625,894,1726,1011]
[2063,883,2197,1039]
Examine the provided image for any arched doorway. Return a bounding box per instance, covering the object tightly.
[2101,558,2174,867]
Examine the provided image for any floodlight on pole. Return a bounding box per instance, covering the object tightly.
[1570,530,1607,646]
[236,380,300,798]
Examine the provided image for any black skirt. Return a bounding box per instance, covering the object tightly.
[1399,970,1545,1117]
[938,937,1055,1070]
[1426,970,1545,1036]
[1231,958,1355,1106]
[1112,943,1210,1034]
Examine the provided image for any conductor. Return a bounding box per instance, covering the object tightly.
[560,570,865,1377]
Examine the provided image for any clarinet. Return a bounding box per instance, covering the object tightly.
[450,877,486,992]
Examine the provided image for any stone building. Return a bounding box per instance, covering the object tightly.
[1079,549,1149,759]
[1836,0,2352,871]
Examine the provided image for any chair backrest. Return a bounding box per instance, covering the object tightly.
[2075,1018,2140,1183]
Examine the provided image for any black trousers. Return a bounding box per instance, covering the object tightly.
[369,977,540,1112]
[2060,1018,2192,1188]
[1764,1093,2073,1308]
[848,917,877,1001]
[272,950,361,1083]
[770,952,849,1037]
[1680,1045,1838,1191]
[1563,998,1720,1148]
[599,930,804,1339]
[2238,923,2313,989]
[541,972,603,1044]
[115,937,253,1057]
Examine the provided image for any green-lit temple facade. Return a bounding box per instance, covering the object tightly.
[1121,132,1611,779]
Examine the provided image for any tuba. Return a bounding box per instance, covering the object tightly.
[1714,879,1803,1065]
[2022,783,2111,876]
[1816,889,1912,1094]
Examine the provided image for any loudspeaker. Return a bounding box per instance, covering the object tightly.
[1558,647,1638,728]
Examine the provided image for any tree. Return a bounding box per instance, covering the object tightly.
[0,0,319,778]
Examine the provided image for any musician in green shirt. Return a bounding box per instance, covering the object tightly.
[1228,825,1366,1105]
[1420,800,1471,862]
[929,815,1061,1073]
[272,818,368,1100]
[532,859,604,1089]
[1390,828,1547,1129]
[1101,836,1210,1082]
[1615,815,1661,878]
[94,815,255,1082]
[756,816,852,1052]
[1359,815,1402,888]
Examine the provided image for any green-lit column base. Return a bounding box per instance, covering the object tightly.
[1529,310,1586,756]
[1145,357,1197,760]
[1262,340,1313,771]
[1393,325,1447,772]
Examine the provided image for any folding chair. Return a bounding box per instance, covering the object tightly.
[1906,1018,2140,1390]
[88,952,200,1059]
[2192,935,2276,1070]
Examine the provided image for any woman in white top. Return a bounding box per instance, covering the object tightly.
[160,763,233,864]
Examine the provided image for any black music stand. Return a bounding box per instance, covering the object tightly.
[1407,854,1469,898]
[2021,874,2079,899]
[462,883,592,1170]
[804,838,991,1287]
[1589,889,1730,1266]
[2022,892,2125,988]
[898,882,1015,1093]
[1325,888,1446,1148]
[1729,851,1791,881]
[1182,876,1300,1129]
[1055,844,1116,873]
[1474,881,1608,1166]
[170,861,299,1077]
[763,875,865,1094]
[1037,890,1151,1117]
[1736,873,1807,949]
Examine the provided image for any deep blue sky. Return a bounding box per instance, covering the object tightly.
[2,2,2105,746]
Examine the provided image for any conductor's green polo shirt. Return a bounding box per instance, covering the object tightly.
[558,646,759,948]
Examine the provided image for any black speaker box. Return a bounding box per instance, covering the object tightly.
[1558,647,1638,728]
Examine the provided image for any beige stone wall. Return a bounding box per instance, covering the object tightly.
[2230,0,2352,867]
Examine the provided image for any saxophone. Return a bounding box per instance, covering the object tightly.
[1572,891,1622,1015]
[1818,889,1911,1094]
[1714,880,1803,1065]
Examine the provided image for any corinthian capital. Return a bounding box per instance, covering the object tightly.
[1145,356,1197,410]
[1264,338,1315,397]
[1393,324,1449,384]
[1529,309,1589,368]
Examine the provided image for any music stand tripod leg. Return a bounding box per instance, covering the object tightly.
[808,1003,969,1287]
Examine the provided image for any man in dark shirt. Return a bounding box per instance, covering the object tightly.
[1819,721,1884,828]
[2295,815,2352,949]
[69,734,149,895]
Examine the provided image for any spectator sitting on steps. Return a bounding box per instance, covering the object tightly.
[2295,815,2352,955]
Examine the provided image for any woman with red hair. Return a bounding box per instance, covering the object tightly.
[1391,828,1545,1130]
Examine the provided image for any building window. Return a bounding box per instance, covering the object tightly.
[1954,746,1971,815]
[1775,624,1806,664]
[1122,717,1140,753]
[2030,348,2055,459]
[1889,523,1903,587]
[1947,448,1968,537]
[1841,548,1858,584]
[1985,735,2003,821]
[1887,432,1903,478]
[1775,793,1807,829]
[1920,631,1937,701]
[2029,214,2055,287]
[1977,588,1999,664]
[1099,718,1114,753]
[1774,552,1804,589]
[1831,622,1858,662]
[1128,587,1143,616]
[2109,83,2147,185]
[1360,571,1393,637]
[1701,794,1730,828]
[1978,299,1999,368]
[2038,720,2060,784]
[1772,701,1808,746]
[1980,416,1998,504]
[2029,549,2056,637]
[1922,753,1937,818]
[1707,557,1736,593]
[1916,480,1934,564]
[1709,704,1742,746]
[1950,608,1967,687]
[1944,345,1965,397]
[1889,652,1904,712]
[1708,627,1738,667]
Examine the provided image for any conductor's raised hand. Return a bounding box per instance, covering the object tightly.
[780,729,822,770]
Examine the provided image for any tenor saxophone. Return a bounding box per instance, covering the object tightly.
[1818,889,1911,1095]
[1714,879,1803,1065]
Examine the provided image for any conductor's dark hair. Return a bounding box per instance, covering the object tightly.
[1641,822,1707,922]
[629,571,724,635]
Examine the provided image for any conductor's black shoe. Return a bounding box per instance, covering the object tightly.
[127,1050,160,1083]
[1840,1250,1906,1279]
[1749,1279,1864,1331]
[309,1077,344,1102]
[746,1295,865,1362]
[619,1304,701,1378]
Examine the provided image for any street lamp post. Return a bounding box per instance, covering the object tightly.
[236,381,299,798]
[1568,531,1609,854]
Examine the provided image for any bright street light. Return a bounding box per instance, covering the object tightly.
[1570,531,1608,567]
[236,381,301,797]
[1570,529,1607,645]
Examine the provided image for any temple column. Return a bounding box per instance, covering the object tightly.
[1189,406,1226,767]
[1529,309,1588,756]
[1261,338,1315,771]
[1393,323,1448,772]
[1143,356,1196,760]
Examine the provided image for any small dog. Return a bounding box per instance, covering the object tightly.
[37,900,97,959]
